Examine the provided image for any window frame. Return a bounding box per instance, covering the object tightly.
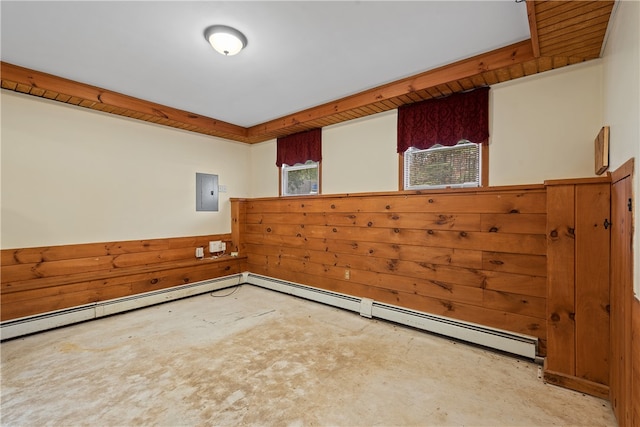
[279,160,322,197]
[398,142,489,191]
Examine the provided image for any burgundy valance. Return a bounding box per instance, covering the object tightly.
[276,128,322,167]
[397,87,489,153]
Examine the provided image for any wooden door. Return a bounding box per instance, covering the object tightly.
[610,161,633,426]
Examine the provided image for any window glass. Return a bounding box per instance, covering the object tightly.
[404,141,480,190]
[282,161,319,196]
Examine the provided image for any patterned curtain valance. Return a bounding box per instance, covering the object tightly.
[276,128,322,167]
[397,87,489,153]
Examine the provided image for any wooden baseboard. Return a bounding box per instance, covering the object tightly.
[543,367,609,400]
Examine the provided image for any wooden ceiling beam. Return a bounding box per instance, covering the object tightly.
[1,0,615,145]
[247,40,535,141]
[526,1,542,57]
[0,62,248,141]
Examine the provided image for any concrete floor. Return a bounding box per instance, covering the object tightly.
[1,285,616,426]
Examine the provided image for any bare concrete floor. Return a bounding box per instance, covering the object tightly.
[1,285,615,426]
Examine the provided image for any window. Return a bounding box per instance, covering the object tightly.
[397,87,489,190]
[282,160,319,196]
[404,140,481,190]
[276,128,322,197]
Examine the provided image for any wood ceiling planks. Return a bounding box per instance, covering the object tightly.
[0,1,615,144]
[531,0,615,58]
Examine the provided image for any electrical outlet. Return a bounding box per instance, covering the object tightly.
[195,247,204,258]
[344,269,350,280]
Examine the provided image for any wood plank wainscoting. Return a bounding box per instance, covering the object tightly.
[231,178,620,400]
[232,185,550,353]
[633,297,640,427]
[0,234,246,321]
[2,178,635,421]
[609,159,639,427]
[544,177,611,398]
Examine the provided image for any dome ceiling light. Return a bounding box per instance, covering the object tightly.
[204,25,247,56]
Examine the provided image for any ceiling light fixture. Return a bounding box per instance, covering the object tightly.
[204,25,247,56]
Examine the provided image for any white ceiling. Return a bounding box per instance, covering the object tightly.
[1,1,530,128]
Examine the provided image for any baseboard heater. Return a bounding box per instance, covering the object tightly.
[2,272,538,360]
[0,274,243,341]
[245,273,538,360]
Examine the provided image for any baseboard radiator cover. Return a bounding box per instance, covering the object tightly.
[1,274,244,341]
[246,273,538,360]
[2,272,538,359]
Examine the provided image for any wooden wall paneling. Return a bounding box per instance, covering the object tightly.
[238,187,548,354]
[1,234,234,288]
[0,234,242,321]
[1,260,241,321]
[480,213,546,234]
[482,251,547,276]
[481,289,546,319]
[633,297,640,427]
[246,211,484,231]
[575,183,611,385]
[246,254,547,341]
[482,271,547,299]
[247,239,546,306]
[544,178,614,398]
[1,234,232,265]
[2,255,116,283]
[245,244,485,305]
[231,198,246,254]
[245,189,547,215]
[245,234,487,271]
[610,164,634,425]
[354,268,486,307]
[246,222,546,255]
[546,184,576,375]
[541,371,610,400]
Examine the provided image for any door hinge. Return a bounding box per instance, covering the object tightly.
[629,198,633,212]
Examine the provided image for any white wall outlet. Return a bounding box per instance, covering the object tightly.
[209,240,223,253]
[344,269,350,280]
[195,247,204,258]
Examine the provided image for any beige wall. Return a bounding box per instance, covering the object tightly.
[322,111,398,194]
[489,60,603,186]
[249,60,604,193]
[0,91,251,248]
[1,36,620,255]
[602,0,640,296]
[249,139,278,198]
[248,111,398,197]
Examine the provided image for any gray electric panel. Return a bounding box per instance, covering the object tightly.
[196,173,219,211]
